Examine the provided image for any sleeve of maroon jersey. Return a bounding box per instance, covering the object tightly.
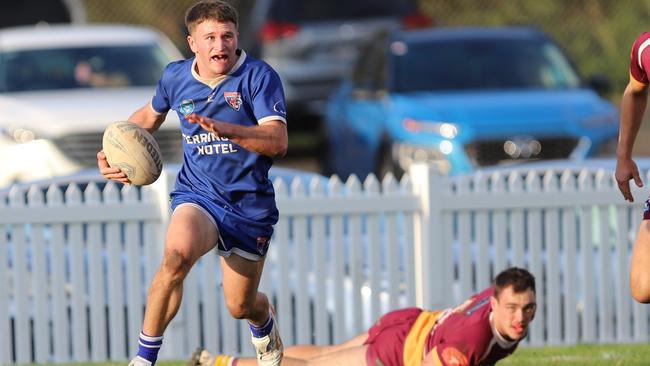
[435,331,492,366]
[630,32,650,84]
[433,288,495,365]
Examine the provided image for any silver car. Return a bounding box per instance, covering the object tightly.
[0,24,184,185]
[246,0,431,122]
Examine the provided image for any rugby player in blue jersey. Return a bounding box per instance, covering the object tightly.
[97,1,287,365]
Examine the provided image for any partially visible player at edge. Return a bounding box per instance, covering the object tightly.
[188,267,537,366]
[615,31,650,303]
[97,1,288,365]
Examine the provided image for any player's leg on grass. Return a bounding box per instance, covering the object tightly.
[189,345,369,366]
[244,346,368,366]
[280,333,368,360]
[631,221,650,303]
[132,205,219,365]
[188,334,369,366]
[221,254,283,365]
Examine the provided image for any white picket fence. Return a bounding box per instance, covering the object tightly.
[0,163,648,364]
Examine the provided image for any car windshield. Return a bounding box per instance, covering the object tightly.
[0,44,169,92]
[390,37,581,93]
[269,0,416,22]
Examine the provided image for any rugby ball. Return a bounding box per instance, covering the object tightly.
[102,121,163,185]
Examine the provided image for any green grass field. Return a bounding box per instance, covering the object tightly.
[20,343,650,366]
[501,343,650,365]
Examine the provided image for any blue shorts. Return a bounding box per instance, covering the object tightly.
[170,192,274,261]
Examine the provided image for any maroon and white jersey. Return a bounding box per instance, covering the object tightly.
[426,288,520,366]
[630,32,650,85]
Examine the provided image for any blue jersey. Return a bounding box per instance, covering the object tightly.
[151,50,287,226]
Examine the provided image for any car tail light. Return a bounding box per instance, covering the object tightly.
[258,21,299,42]
[401,12,433,29]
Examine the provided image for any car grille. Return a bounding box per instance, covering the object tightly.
[54,129,184,167]
[465,137,579,167]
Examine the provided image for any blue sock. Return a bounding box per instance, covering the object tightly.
[249,314,274,338]
[137,332,163,364]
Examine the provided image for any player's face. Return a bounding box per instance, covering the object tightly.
[187,19,239,78]
[490,286,536,342]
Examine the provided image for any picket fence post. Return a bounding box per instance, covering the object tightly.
[409,163,447,310]
[9,186,30,364]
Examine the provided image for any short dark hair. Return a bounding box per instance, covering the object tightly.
[185,0,238,34]
[493,267,536,298]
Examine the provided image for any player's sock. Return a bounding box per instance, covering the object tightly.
[249,313,274,338]
[137,332,163,365]
[214,354,237,366]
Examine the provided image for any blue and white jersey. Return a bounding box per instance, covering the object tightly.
[151,50,287,226]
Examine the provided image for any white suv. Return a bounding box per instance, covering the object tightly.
[0,24,184,186]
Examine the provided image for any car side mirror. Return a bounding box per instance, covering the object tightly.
[587,73,611,96]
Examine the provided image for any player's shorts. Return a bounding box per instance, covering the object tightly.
[364,307,422,366]
[644,198,650,220]
[170,191,274,261]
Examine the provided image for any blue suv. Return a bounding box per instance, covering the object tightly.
[323,26,619,177]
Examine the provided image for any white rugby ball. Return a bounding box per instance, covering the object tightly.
[102,121,163,185]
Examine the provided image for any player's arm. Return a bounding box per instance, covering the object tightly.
[422,346,469,366]
[186,114,288,158]
[128,101,168,133]
[615,74,648,201]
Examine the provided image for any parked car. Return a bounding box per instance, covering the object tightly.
[244,0,431,145]
[323,26,620,178]
[0,24,184,186]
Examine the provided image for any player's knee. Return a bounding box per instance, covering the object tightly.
[225,298,255,319]
[160,249,193,284]
[630,274,650,303]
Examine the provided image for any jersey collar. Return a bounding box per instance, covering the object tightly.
[489,312,518,349]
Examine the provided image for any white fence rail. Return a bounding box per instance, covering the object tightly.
[0,163,648,364]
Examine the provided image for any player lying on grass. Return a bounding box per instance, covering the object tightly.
[187,266,536,366]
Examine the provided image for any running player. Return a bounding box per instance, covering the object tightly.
[615,31,650,303]
[188,267,536,366]
[97,1,287,365]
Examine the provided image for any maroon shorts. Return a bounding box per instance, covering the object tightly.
[644,199,650,220]
[364,307,422,366]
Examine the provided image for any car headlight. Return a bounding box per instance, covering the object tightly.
[392,142,452,174]
[0,126,37,143]
[402,118,459,139]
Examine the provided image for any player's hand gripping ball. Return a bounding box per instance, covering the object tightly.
[102,121,163,185]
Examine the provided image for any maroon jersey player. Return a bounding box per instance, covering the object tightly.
[615,32,650,303]
[188,267,536,366]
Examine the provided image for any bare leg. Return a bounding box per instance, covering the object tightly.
[220,254,269,324]
[283,334,368,360]
[142,205,219,335]
[631,221,650,303]
[234,344,369,366]
[191,335,369,366]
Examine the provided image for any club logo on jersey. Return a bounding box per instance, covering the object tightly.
[256,236,270,254]
[224,92,242,111]
[441,347,469,366]
[180,99,195,116]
